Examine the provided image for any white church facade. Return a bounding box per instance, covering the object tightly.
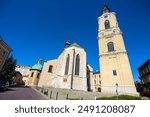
[36,40,95,92]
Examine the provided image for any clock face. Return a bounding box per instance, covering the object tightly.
[103,14,110,20]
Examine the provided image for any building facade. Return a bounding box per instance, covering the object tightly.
[12,72,24,85]
[38,41,95,92]
[0,37,12,71]
[98,5,137,95]
[93,71,101,92]
[15,65,31,77]
[138,59,150,91]
[15,65,31,85]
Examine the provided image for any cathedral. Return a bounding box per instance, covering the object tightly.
[28,40,95,92]
[26,4,138,95]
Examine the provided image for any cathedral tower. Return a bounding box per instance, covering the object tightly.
[98,4,137,95]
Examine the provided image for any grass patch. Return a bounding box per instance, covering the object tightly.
[67,98,81,100]
[96,95,142,100]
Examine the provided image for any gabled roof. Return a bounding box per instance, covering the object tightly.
[70,42,82,48]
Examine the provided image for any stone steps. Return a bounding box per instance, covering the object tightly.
[33,86,115,100]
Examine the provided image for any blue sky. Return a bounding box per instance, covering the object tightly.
[0,0,150,81]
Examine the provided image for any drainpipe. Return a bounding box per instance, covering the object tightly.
[71,49,75,89]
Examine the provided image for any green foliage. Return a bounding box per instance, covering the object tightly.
[0,55,17,80]
[67,98,81,100]
[96,95,142,100]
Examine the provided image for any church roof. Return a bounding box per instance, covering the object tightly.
[31,63,42,71]
[70,43,82,48]
[31,59,43,71]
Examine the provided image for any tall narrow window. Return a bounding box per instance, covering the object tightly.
[105,20,110,29]
[75,54,80,75]
[37,73,40,78]
[3,51,6,57]
[31,72,34,77]
[65,54,70,75]
[48,65,53,73]
[107,42,114,52]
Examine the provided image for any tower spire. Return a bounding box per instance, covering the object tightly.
[101,4,110,14]
[65,40,70,48]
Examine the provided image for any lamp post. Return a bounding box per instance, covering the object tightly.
[116,83,118,100]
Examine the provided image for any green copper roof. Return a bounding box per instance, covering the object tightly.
[31,63,42,71]
[65,40,70,44]
[70,43,82,48]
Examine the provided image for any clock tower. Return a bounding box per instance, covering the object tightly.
[98,4,137,95]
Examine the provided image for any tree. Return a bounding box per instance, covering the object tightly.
[0,55,17,80]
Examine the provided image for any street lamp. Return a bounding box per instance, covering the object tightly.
[116,83,118,100]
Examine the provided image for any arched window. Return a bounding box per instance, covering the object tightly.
[107,42,114,52]
[105,20,110,29]
[75,54,80,75]
[65,54,70,75]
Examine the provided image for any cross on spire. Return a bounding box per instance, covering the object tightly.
[101,4,110,14]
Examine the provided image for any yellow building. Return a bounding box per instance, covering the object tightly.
[12,72,24,85]
[28,59,42,86]
[0,37,12,71]
[98,5,137,95]
[15,65,31,85]
[93,71,101,92]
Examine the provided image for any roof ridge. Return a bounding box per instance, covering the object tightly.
[70,42,82,48]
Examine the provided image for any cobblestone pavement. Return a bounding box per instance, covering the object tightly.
[0,86,47,100]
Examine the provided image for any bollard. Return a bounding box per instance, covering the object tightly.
[46,89,48,96]
[50,90,52,98]
[41,88,44,93]
[43,88,46,95]
[45,89,47,96]
[44,89,48,96]
[56,92,58,100]
[66,94,69,100]
[44,88,46,95]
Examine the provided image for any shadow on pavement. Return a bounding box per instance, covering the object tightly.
[0,85,29,93]
[0,88,16,93]
[10,85,30,88]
